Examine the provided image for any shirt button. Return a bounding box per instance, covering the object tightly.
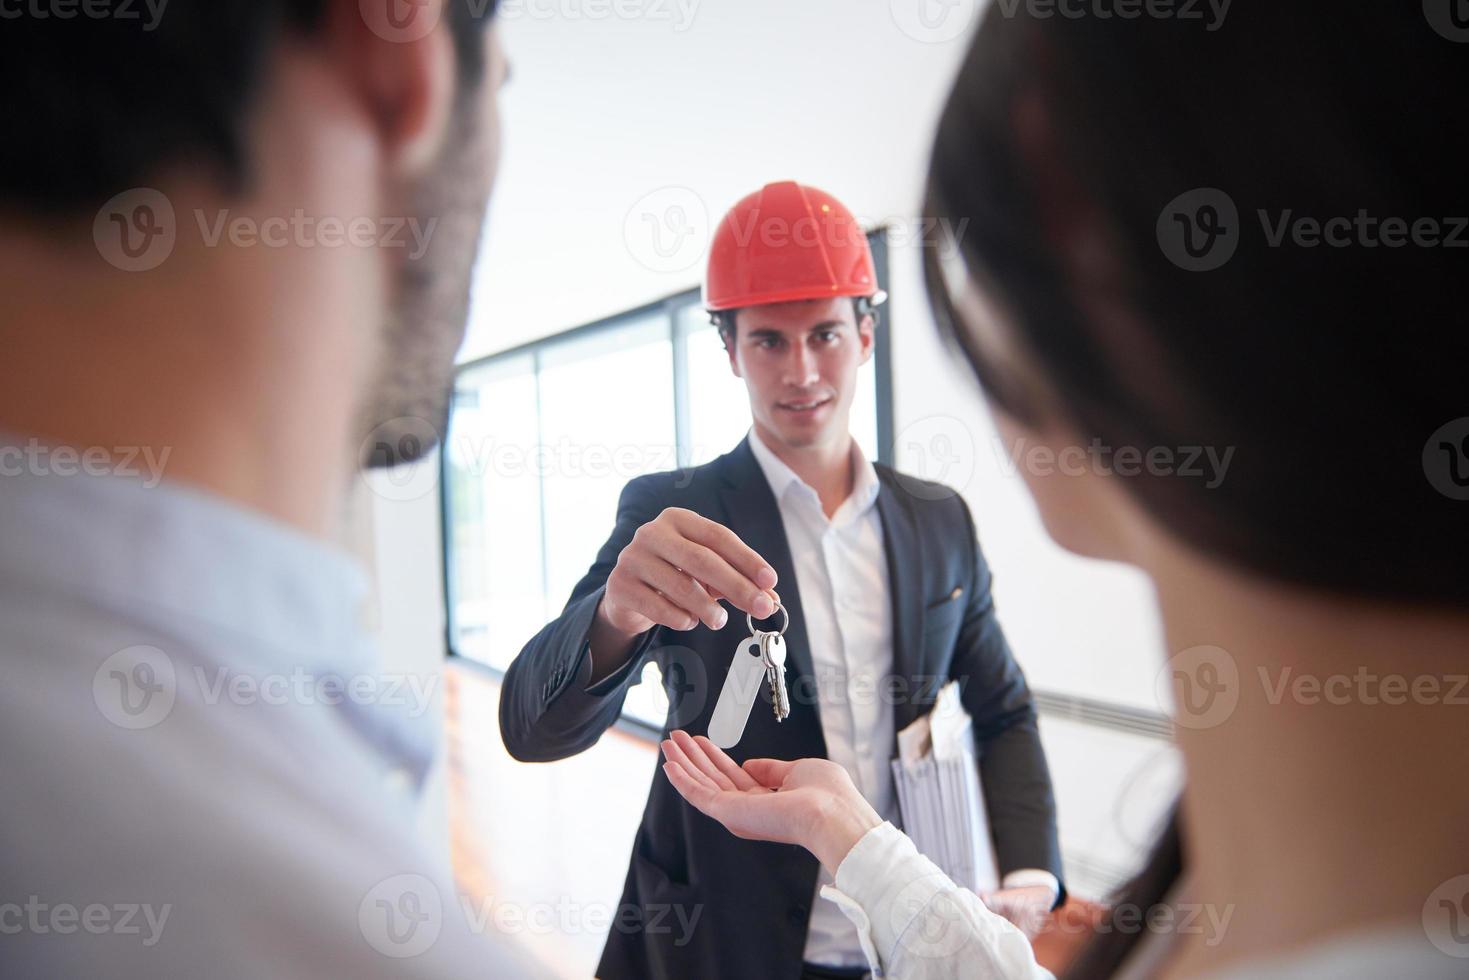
[787,904,808,926]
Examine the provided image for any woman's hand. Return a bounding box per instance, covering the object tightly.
[660,730,882,874]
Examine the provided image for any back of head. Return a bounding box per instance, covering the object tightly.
[0,1,490,214]
[925,4,1469,610]
[924,7,1469,975]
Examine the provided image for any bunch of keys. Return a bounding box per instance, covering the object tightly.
[706,601,790,748]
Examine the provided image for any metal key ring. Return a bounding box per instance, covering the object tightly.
[746,601,789,636]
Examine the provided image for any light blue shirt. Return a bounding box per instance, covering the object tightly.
[0,449,529,976]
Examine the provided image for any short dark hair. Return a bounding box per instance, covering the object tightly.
[712,296,880,350]
[0,0,497,214]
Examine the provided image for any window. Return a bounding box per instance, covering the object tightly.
[443,234,892,729]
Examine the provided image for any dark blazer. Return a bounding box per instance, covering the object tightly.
[499,437,1062,980]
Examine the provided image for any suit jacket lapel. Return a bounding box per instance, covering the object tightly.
[875,468,927,735]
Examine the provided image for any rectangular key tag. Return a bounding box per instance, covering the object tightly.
[706,634,767,749]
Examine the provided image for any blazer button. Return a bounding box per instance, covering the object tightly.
[787,904,807,926]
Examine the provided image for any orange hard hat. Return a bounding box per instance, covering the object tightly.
[704,181,885,312]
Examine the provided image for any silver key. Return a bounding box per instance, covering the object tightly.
[761,631,789,722]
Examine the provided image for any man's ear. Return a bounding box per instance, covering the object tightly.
[726,335,743,379]
[326,0,457,178]
[857,313,876,365]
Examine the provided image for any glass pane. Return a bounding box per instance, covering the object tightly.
[446,355,548,672]
[537,316,677,617]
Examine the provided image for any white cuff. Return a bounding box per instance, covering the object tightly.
[1000,869,1059,906]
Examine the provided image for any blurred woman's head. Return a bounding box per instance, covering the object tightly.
[924,5,1467,607]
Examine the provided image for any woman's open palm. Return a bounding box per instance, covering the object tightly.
[660,730,861,851]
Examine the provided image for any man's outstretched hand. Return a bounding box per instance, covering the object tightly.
[660,730,881,874]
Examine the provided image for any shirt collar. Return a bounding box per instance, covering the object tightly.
[746,427,881,521]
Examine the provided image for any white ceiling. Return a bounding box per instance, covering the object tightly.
[463,0,983,360]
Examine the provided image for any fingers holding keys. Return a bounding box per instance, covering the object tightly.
[603,508,780,637]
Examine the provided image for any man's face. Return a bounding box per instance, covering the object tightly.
[726,296,875,452]
[360,26,507,468]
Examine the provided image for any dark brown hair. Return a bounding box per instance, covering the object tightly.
[923,5,1468,974]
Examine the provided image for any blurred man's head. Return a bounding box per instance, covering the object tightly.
[0,0,504,503]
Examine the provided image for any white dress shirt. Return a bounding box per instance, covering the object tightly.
[825,822,1466,980]
[748,427,899,968]
[0,442,531,977]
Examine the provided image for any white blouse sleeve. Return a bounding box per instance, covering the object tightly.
[819,822,1056,980]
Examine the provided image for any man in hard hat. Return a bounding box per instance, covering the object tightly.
[500,181,1062,979]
